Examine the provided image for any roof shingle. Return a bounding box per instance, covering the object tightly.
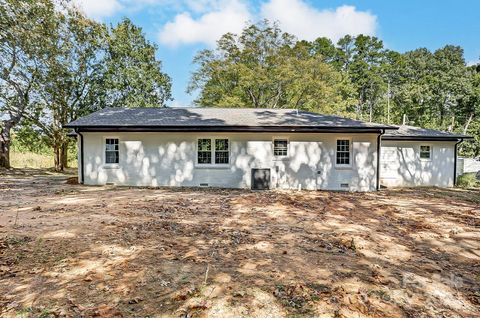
[65,107,395,130]
[383,125,471,140]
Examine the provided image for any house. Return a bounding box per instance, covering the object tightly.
[64,107,471,191]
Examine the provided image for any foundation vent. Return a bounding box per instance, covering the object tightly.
[199,183,209,187]
[340,183,349,189]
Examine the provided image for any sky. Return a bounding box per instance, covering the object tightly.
[72,0,480,107]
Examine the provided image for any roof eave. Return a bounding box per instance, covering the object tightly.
[382,135,473,141]
[64,125,394,133]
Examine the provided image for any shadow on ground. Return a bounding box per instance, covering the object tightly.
[0,170,479,317]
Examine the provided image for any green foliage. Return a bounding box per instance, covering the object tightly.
[457,173,479,188]
[98,18,172,108]
[189,21,355,115]
[11,126,51,155]
[190,21,480,156]
[0,1,172,170]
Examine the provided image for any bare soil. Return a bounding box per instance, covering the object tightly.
[0,169,479,317]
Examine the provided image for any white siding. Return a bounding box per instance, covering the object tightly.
[78,132,379,191]
[380,140,456,187]
[458,157,480,175]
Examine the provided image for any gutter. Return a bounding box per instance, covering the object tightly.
[63,125,397,133]
[376,129,385,191]
[453,138,464,186]
[75,129,85,184]
[382,136,473,141]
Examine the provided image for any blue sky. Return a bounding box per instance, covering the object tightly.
[73,0,480,107]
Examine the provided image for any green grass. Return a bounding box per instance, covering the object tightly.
[457,173,480,188]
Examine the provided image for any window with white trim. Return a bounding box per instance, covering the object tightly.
[197,138,229,165]
[336,139,350,165]
[273,139,288,157]
[105,138,119,164]
[420,145,431,159]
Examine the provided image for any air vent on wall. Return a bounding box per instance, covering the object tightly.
[340,183,349,188]
[199,183,209,187]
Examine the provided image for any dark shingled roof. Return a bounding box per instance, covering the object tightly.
[383,125,472,140]
[65,107,396,132]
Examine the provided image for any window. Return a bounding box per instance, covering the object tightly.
[105,138,119,164]
[336,139,350,165]
[197,139,212,164]
[215,139,229,164]
[420,145,431,159]
[273,139,288,157]
[197,138,229,165]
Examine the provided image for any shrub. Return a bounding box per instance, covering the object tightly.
[457,173,479,188]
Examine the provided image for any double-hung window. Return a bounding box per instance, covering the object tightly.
[197,139,212,164]
[420,145,431,160]
[336,139,350,166]
[273,139,288,157]
[105,138,119,164]
[197,138,229,165]
[215,139,229,164]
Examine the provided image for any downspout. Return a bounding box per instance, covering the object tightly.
[376,129,385,191]
[75,129,85,184]
[453,138,464,186]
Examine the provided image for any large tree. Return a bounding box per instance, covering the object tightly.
[20,5,105,171]
[98,18,172,108]
[189,21,354,114]
[391,46,471,129]
[0,0,54,168]
[2,4,173,171]
[336,35,388,122]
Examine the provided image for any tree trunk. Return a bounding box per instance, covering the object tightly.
[53,143,65,171]
[0,122,13,169]
[61,142,68,169]
[463,112,474,134]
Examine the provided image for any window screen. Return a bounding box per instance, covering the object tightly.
[273,139,288,156]
[197,139,212,164]
[105,138,119,164]
[336,139,350,165]
[215,139,229,164]
[420,145,431,159]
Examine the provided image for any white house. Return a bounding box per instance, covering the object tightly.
[65,108,471,191]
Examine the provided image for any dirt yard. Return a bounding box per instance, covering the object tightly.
[0,169,479,318]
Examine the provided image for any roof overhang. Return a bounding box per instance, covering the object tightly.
[68,125,395,133]
[382,136,473,141]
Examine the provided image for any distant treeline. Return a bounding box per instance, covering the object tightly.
[189,21,480,157]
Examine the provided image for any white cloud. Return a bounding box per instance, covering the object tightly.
[157,0,377,47]
[72,0,123,20]
[261,0,376,42]
[184,0,221,13]
[158,0,252,47]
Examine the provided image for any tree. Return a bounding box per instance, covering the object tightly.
[0,0,54,168]
[458,65,480,157]
[336,35,388,122]
[21,5,105,171]
[390,46,471,129]
[189,21,354,114]
[98,19,172,108]
[6,9,172,171]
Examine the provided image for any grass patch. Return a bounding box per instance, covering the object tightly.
[10,150,77,169]
[457,173,480,188]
